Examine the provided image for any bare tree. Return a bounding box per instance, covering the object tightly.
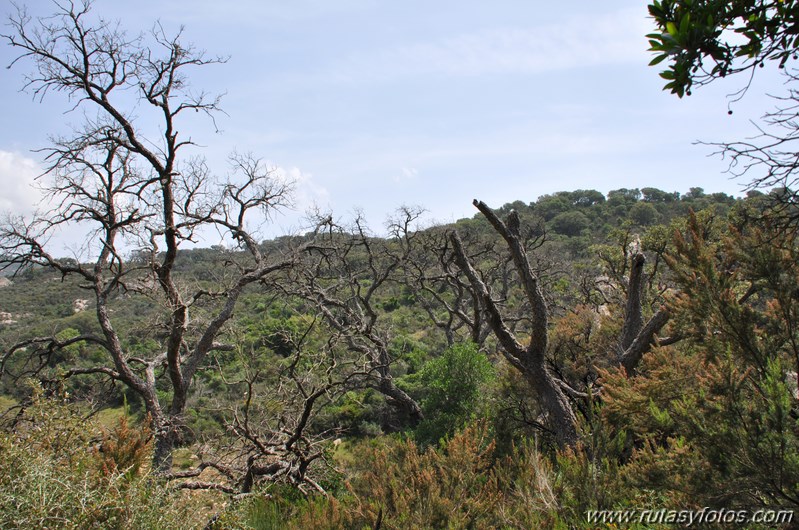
[449,200,672,447]
[402,225,501,348]
[705,69,799,234]
[397,209,552,350]
[0,1,296,471]
[169,319,359,495]
[289,212,423,428]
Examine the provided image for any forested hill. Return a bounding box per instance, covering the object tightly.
[7,0,799,522]
[0,186,737,333]
[3,185,798,528]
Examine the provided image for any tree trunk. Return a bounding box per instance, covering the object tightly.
[376,378,423,428]
[152,416,181,474]
[449,201,672,449]
[527,370,579,447]
[449,210,580,448]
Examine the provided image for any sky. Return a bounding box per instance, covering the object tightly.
[0,0,789,251]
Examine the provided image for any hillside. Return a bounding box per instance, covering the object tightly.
[5,186,797,527]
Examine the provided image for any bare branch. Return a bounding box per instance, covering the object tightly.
[449,201,578,447]
[448,231,525,371]
[472,200,549,358]
[174,482,237,494]
[620,307,671,376]
[1,1,293,474]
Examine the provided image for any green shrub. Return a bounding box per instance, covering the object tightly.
[0,385,204,529]
[412,342,495,446]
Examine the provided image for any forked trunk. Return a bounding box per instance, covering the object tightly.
[527,370,579,447]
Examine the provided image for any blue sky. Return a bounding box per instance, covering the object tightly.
[0,0,787,246]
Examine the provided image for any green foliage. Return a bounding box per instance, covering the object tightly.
[0,385,201,529]
[628,202,660,226]
[607,188,641,205]
[609,352,799,511]
[222,491,352,530]
[602,213,799,512]
[411,342,496,446]
[641,187,679,203]
[550,210,590,237]
[0,188,790,528]
[647,0,799,96]
[571,189,606,207]
[533,193,571,221]
[16,0,799,525]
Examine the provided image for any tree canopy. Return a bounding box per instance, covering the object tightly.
[648,0,799,97]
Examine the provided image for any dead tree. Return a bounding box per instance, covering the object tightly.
[169,318,360,495]
[288,212,423,428]
[397,211,550,349]
[0,2,295,472]
[401,225,495,348]
[449,200,672,447]
[617,251,671,376]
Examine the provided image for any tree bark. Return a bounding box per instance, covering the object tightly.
[449,213,578,447]
[449,201,673,447]
[153,419,179,474]
[617,251,672,375]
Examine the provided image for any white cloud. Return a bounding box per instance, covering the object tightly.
[263,164,330,219]
[250,164,330,237]
[0,151,98,258]
[394,167,419,183]
[328,7,648,82]
[0,151,42,216]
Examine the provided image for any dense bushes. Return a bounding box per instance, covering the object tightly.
[407,342,496,447]
[0,387,204,529]
[2,189,798,528]
[236,423,562,529]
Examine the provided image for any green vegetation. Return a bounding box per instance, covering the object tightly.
[647,0,799,97]
[410,342,496,447]
[1,2,798,528]
[0,385,204,529]
[4,185,797,528]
